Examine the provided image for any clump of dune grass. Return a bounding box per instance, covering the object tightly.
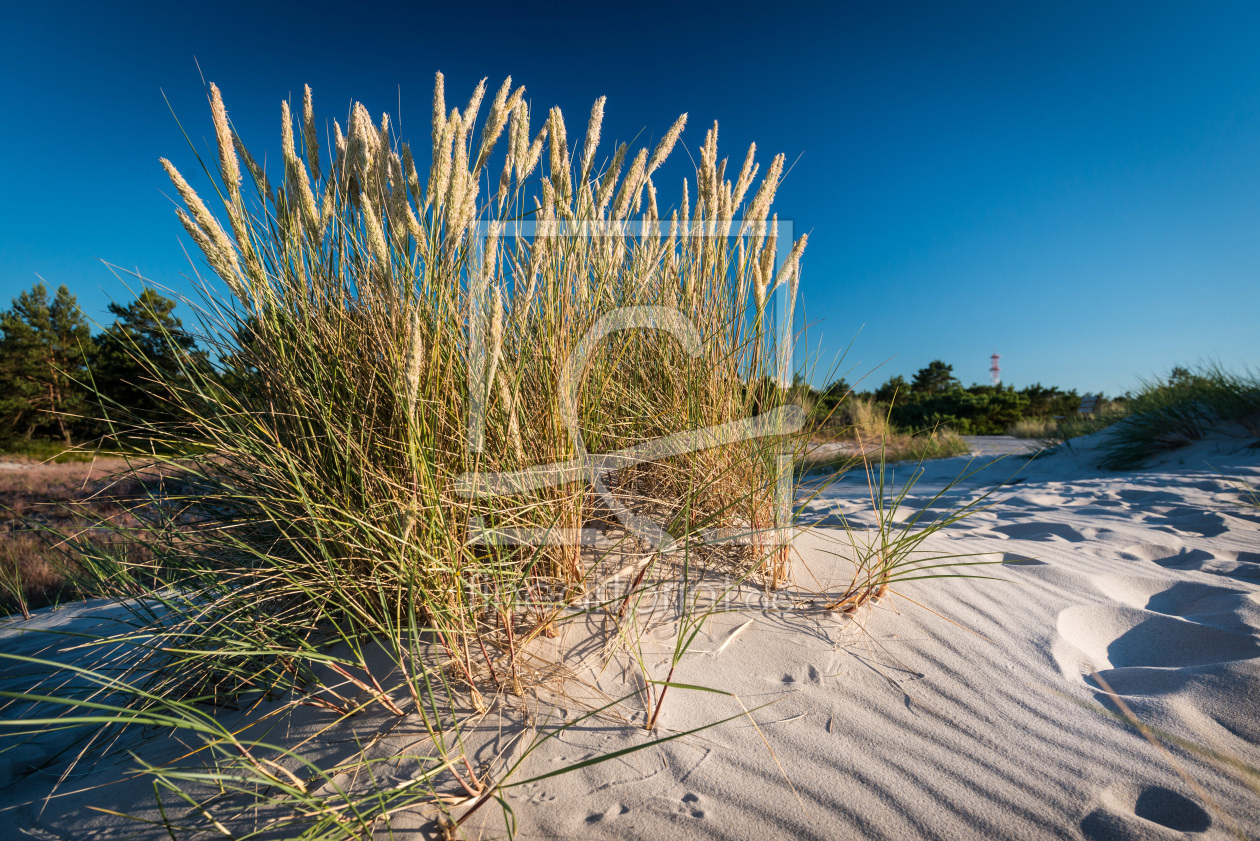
[0,74,811,836]
[1097,365,1260,470]
[1008,417,1058,439]
[1053,402,1126,442]
[844,395,891,443]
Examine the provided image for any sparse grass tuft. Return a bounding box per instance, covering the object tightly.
[0,535,75,619]
[894,427,970,461]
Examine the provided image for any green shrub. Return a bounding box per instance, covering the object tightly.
[889,385,1029,435]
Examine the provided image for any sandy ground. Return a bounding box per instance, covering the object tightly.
[2,432,1259,839]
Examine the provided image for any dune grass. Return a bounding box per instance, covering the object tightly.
[1096,366,1260,470]
[1007,417,1058,439]
[0,74,816,836]
[820,450,1009,613]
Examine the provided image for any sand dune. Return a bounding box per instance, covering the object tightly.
[3,432,1259,839]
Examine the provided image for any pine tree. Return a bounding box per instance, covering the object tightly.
[0,282,94,444]
[874,375,908,403]
[93,289,204,426]
[910,360,960,395]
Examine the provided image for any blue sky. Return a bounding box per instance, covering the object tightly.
[2,0,1258,396]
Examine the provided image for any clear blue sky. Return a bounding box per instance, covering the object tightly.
[3,0,1258,396]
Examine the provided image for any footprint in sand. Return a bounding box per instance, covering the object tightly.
[680,792,705,818]
[1063,577,1260,742]
[1117,544,1213,566]
[1081,784,1211,840]
[1146,508,1229,538]
[1117,489,1182,505]
[1118,544,1260,582]
[991,521,1087,542]
[1057,604,1260,671]
[1001,552,1048,566]
[585,804,630,822]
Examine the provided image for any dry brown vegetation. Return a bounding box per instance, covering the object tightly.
[0,457,154,618]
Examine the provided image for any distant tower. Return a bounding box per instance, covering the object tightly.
[990,352,1001,386]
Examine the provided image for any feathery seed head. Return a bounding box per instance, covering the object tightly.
[772,233,808,293]
[234,132,271,198]
[281,99,296,159]
[612,148,647,221]
[498,150,513,207]
[404,307,425,419]
[746,152,784,226]
[520,122,547,183]
[680,177,690,233]
[595,142,627,215]
[432,71,446,148]
[446,110,470,219]
[547,106,571,202]
[474,77,518,175]
[208,84,241,198]
[282,100,321,234]
[174,207,231,288]
[732,143,758,209]
[376,113,393,190]
[646,113,687,177]
[303,85,321,184]
[508,101,526,169]
[333,119,347,175]
[580,96,606,178]
[463,78,487,131]
[401,143,422,203]
[430,110,457,210]
[161,157,240,276]
[361,193,390,267]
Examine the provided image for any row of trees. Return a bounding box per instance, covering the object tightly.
[0,282,201,445]
[803,360,1102,436]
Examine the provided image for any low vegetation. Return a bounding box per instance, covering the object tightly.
[800,396,970,474]
[0,458,150,617]
[1095,365,1260,469]
[804,361,1094,437]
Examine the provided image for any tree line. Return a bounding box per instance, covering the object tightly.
[0,281,202,446]
[799,360,1106,436]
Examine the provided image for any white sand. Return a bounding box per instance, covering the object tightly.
[4,432,1259,839]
